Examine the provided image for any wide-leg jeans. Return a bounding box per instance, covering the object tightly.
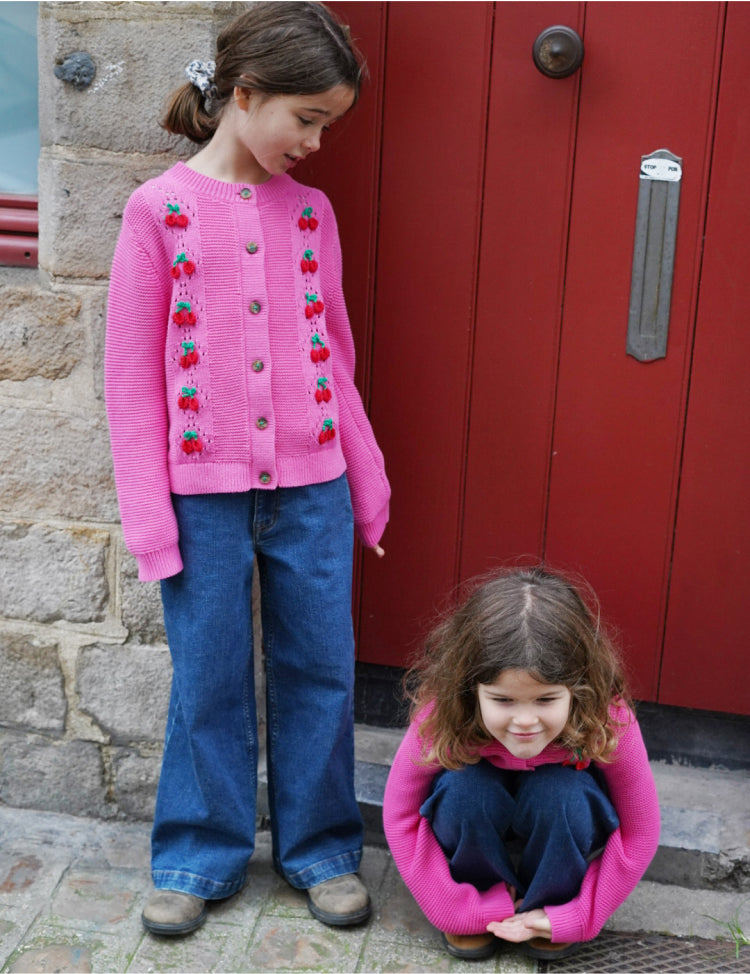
[152,474,363,899]
[420,759,620,911]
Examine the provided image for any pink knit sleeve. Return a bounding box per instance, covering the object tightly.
[383,719,516,935]
[318,195,390,547]
[104,194,183,581]
[544,709,660,943]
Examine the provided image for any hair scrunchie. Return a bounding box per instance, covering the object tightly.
[185,59,216,93]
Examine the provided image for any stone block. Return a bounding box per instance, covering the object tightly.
[0,521,109,624]
[111,747,161,821]
[0,284,83,383]
[120,554,166,644]
[1,404,119,523]
[0,730,112,818]
[0,632,67,733]
[38,3,217,156]
[37,149,177,279]
[77,643,170,742]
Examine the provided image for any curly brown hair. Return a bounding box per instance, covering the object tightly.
[406,566,631,769]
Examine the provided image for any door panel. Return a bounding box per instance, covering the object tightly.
[461,3,583,580]
[542,2,723,700]
[356,2,494,666]
[659,3,750,714]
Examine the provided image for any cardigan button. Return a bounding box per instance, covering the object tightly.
[259,472,272,485]
[246,241,259,254]
[239,187,252,199]
[252,360,264,372]
[250,301,261,314]
[256,417,268,430]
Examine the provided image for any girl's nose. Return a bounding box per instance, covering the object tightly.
[303,131,322,153]
[512,708,539,728]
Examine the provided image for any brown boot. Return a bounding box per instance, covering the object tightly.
[441,931,498,959]
[519,936,580,960]
[142,890,207,936]
[306,874,371,926]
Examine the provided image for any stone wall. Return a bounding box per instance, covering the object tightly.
[0,1,258,822]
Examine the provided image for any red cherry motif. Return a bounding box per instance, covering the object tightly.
[300,249,319,274]
[172,253,195,277]
[305,292,325,318]
[298,206,319,231]
[178,386,199,411]
[166,204,189,228]
[180,340,199,368]
[310,333,330,363]
[315,377,332,403]
[318,418,335,444]
[172,301,197,326]
[562,750,587,770]
[182,430,203,454]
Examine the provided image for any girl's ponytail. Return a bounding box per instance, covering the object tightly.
[161,80,219,145]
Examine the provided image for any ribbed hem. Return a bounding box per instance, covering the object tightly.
[169,454,348,496]
[136,544,183,582]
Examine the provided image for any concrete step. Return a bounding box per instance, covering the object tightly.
[349,724,750,895]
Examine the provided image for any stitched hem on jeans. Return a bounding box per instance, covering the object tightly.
[152,868,246,901]
[282,850,362,890]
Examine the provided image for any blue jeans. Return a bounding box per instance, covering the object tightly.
[152,475,363,899]
[420,760,620,911]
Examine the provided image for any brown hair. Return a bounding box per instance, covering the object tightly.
[162,2,366,144]
[406,566,631,769]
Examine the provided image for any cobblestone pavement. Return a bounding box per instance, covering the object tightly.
[1,806,747,973]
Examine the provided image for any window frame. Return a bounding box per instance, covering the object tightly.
[0,194,38,266]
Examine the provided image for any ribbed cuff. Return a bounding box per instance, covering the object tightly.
[136,544,183,582]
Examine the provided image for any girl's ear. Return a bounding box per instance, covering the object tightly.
[234,86,252,112]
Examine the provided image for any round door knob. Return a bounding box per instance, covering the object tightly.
[532,25,584,78]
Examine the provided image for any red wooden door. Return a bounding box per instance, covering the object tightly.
[309,3,748,716]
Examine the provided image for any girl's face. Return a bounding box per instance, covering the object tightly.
[232,84,355,180]
[477,668,572,759]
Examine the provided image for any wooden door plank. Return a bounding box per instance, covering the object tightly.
[356,1,494,665]
[660,3,750,715]
[460,2,583,581]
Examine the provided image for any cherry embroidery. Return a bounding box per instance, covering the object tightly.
[166,203,189,228]
[180,340,199,368]
[171,253,196,278]
[182,430,203,454]
[310,333,330,362]
[319,418,336,444]
[305,292,325,319]
[178,386,199,411]
[300,249,318,274]
[173,301,197,326]
[562,749,587,770]
[315,377,332,403]
[298,206,319,231]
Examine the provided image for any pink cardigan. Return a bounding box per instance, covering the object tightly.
[105,163,389,580]
[383,704,660,943]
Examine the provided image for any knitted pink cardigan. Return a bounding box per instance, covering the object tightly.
[105,163,389,580]
[383,704,660,943]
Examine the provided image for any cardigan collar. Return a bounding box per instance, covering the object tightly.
[169,161,300,204]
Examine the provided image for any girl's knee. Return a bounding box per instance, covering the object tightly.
[420,761,515,826]
[514,766,619,837]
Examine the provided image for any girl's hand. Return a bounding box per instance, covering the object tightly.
[370,544,385,558]
[486,908,551,943]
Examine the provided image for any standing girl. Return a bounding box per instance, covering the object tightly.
[383,567,659,961]
[105,2,389,936]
